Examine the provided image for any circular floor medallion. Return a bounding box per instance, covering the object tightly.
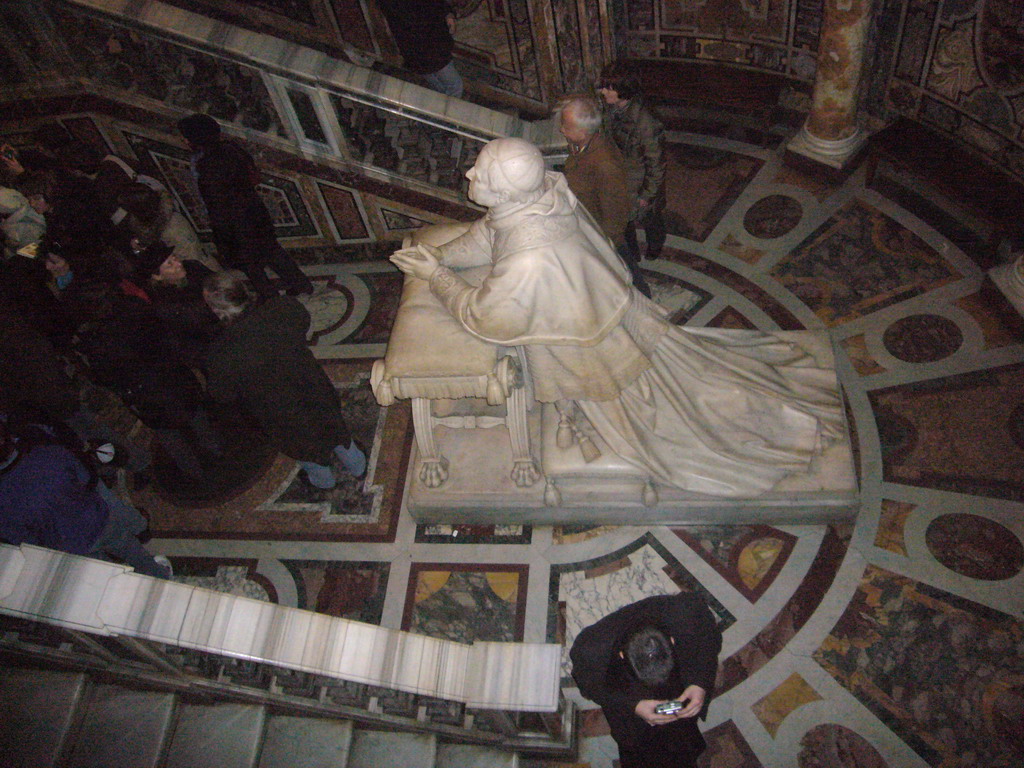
[925,513,1024,580]
[882,314,963,363]
[743,195,803,239]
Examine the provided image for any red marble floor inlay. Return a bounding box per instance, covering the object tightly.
[870,362,1024,501]
[925,513,1024,580]
[664,143,764,243]
[717,523,852,694]
[743,194,803,239]
[662,247,805,330]
[882,314,963,363]
[798,724,889,768]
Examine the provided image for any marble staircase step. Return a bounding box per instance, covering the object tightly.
[435,742,518,767]
[346,730,437,768]
[65,684,176,768]
[257,714,353,768]
[164,702,266,768]
[0,667,87,768]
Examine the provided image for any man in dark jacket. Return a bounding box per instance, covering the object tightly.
[177,114,313,299]
[570,593,722,768]
[379,0,463,98]
[202,270,365,489]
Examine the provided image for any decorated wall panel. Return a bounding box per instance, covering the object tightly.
[882,0,1024,180]
[330,94,486,194]
[0,106,474,264]
[452,0,547,103]
[613,0,822,80]
[50,3,284,135]
[0,0,495,240]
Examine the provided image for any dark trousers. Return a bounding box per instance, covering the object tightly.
[617,244,653,298]
[624,198,667,262]
[212,201,314,298]
[239,246,313,299]
[618,747,697,768]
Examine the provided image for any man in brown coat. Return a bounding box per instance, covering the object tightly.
[558,95,651,297]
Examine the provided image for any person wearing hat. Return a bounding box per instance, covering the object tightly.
[134,242,218,367]
[176,113,313,299]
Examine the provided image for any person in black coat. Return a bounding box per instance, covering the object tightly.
[202,270,365,489]
[72,281,220,479]
[133,242,219,367]
[177,114,313,299]
[570,593,722,768]
[379,0,463,98]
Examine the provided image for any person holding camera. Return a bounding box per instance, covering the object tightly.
[570,593,722,768]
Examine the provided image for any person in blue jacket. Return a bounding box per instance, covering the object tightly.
[0,417,170,578]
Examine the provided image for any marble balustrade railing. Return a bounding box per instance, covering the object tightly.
[0,543,562,713]
[61,0,561,153]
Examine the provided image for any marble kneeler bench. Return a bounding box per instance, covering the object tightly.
[370,264,539,490]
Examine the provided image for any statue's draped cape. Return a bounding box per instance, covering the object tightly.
[428,173,845,495]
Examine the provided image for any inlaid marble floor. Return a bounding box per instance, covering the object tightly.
[139,132,1024,768]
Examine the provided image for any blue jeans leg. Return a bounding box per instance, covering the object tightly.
[90,487,170,579]
[300,460,337,489]
[334,441,366,478]
[423,61,463,98]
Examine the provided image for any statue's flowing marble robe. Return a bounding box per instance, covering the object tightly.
[426,173,844,496]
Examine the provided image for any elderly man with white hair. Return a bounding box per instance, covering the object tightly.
[558,94,650,296]
[390,138,843,497]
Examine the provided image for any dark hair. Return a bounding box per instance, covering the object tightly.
[56,143,104,175]
[133,242,175,277]
[598,62,641,101]
[31,123,76,154]
[16,169,58,201]
[623,625,677,688]
[177,114,222,147]
[119,184,163,223]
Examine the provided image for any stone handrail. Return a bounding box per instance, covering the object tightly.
[0,543,561,712]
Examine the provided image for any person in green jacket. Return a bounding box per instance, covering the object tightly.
[598,62,667,263]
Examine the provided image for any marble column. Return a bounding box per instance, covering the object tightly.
[787,0,873,170]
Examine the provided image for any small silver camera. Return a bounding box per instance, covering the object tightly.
[654,700,683,715]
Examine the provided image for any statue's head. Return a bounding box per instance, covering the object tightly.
[466,138,545,207]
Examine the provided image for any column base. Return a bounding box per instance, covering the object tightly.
[785,125,868,179]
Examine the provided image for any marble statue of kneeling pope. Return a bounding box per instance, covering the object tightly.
[389,137,845,498]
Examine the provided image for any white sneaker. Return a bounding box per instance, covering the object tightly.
[153,555,173,577]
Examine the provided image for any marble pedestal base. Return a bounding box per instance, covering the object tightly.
[989,260,1024,319]
[405,409,859,526]
[786,126,867,170]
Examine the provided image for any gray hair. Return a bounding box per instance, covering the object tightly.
[203,269,255,323]
[557,95,603,136]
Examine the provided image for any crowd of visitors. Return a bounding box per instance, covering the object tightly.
[0,114,364,576]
